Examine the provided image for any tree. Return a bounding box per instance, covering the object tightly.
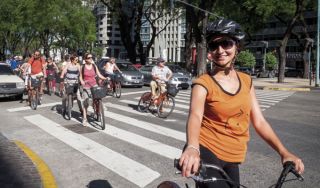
[236,50,256,68]
[265,52,278,70]
[100,0,181,65]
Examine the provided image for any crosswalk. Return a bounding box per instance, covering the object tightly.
[7,89,295,187]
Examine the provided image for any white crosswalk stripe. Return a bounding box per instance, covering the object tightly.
[9,89,295,187]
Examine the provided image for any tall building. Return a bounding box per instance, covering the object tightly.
[93,2,126,58]
[246,11,317,71]
[93,1,186,63]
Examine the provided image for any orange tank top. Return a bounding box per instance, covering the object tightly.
[193,72,252,163]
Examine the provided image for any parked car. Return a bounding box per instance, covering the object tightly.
[96,59,144,87]
[285,68,303,78]
[139,64,192,89]
[0,62,25,100]
[237,66,253,75]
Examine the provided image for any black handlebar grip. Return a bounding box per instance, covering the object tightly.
[283,161,304,181]
[174,158,182,171]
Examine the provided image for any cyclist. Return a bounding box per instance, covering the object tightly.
[150,57,173,99]
[178,19,304,188]
[45,57,58,94]
[58,54,71,96]
[79,53,106,126]
[60,54,82,114]
[27,50,46,103]
[103,57,122,87]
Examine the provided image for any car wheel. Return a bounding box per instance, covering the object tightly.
[15,94,23,100]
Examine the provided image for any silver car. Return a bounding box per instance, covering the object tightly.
[0,62,25,100]
[139,64,192,89]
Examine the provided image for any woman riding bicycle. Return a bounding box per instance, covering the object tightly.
[45,57,58,94]
[103,57,122,85]
[79,53,106,126]
[60,54,82,115]
[178,19,304,188]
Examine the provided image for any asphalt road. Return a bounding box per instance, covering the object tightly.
[0,86,319,188]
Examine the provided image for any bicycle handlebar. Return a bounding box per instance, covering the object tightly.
[174,158,303,188]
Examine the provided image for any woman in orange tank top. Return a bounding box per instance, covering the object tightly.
[178,19,304,188]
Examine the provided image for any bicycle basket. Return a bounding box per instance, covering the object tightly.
[66,83,78,95]
[114,74,122,82]
[47,73,55,81]
[90,86,107,99]
[167,84,179,97]
[31,78,41,88]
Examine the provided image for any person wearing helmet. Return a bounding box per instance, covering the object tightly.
[178,19,304,188]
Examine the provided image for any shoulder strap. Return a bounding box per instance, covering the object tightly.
[81,64,97,79]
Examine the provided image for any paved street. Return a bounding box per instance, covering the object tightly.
[0,86,319,188]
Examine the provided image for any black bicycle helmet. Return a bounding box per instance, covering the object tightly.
[206,19,245,42]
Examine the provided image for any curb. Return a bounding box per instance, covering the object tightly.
[15,141,58,188]
[262,87,311,91]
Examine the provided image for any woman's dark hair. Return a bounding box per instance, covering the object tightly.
[70,54,78,62]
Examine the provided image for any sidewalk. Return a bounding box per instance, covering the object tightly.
[253,77,319,91]
[0,133,42,188]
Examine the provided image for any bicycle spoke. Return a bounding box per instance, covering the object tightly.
[158,95,175,118]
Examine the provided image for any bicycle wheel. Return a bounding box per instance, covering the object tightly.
[30,89,38,110]
[66,94,73,120]
[95,99,105,130]
[47,80,52,96]
[113,81,121,98]
[137,92,152,112]
[157,95,175,118]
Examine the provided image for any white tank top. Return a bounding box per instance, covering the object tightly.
[105,63,115,73]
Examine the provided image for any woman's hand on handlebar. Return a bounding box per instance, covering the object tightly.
[80,80,85,86]
[179,146,201,177]
[281,151,304,174]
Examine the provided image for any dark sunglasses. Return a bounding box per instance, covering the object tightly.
[208,39,236,51]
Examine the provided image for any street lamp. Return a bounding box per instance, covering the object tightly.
[305,38,314,86]
[261,41,269,72]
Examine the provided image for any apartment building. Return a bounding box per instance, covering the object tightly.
[246,11,317,71]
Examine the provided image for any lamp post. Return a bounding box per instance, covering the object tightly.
[261,41,269,72]
[305,38,314,86]
[316,0,320,87]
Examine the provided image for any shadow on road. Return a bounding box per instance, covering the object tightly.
[87,179,112,188]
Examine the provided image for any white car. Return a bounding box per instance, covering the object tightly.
[0,62,25,100]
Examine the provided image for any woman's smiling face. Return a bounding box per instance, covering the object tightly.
[208,36,237,67]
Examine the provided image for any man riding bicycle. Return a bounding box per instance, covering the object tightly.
[27,50,46,103]
[150,57,173,99]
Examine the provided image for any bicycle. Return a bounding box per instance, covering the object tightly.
[27,76,43,110]
[159,158,304,188]
[137,82,179,118]
[81,82,107,130]
[46,70,56,96]
[103,74,122,98]
[63,81,79,120]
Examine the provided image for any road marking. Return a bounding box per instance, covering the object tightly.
[176,93,190,97]
[7,102,61,112]
[104,110,186,141]
[15,140,58,188]
[24,114,160,188]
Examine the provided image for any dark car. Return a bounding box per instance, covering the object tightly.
[285,68,303,78]
[96,58,144,87]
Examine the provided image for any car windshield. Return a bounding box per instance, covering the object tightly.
[168,65,184,73]
[140,66,153,71]
[0,65,14,75]
[117,63,138,71]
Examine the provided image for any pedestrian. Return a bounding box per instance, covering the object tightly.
[178,19,304,188]
[45,57,59,94]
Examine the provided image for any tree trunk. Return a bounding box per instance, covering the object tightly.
[196,14,208,77]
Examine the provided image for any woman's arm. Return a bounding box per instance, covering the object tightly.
[179,85,207,177]
[250,86,304,174]
[60,64,68,78]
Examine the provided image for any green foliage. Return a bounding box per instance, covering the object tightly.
[265,52,278,70]
[236,50,256,68]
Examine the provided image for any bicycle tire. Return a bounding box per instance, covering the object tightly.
[114,81,121,98]
[96,99,105,130]
[48,81,53,96]
[66,94,73,120]
[30,89,38,110]
[137,92,152,112]
[157,95,175,118]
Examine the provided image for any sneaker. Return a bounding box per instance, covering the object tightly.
[82,119,88,127]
